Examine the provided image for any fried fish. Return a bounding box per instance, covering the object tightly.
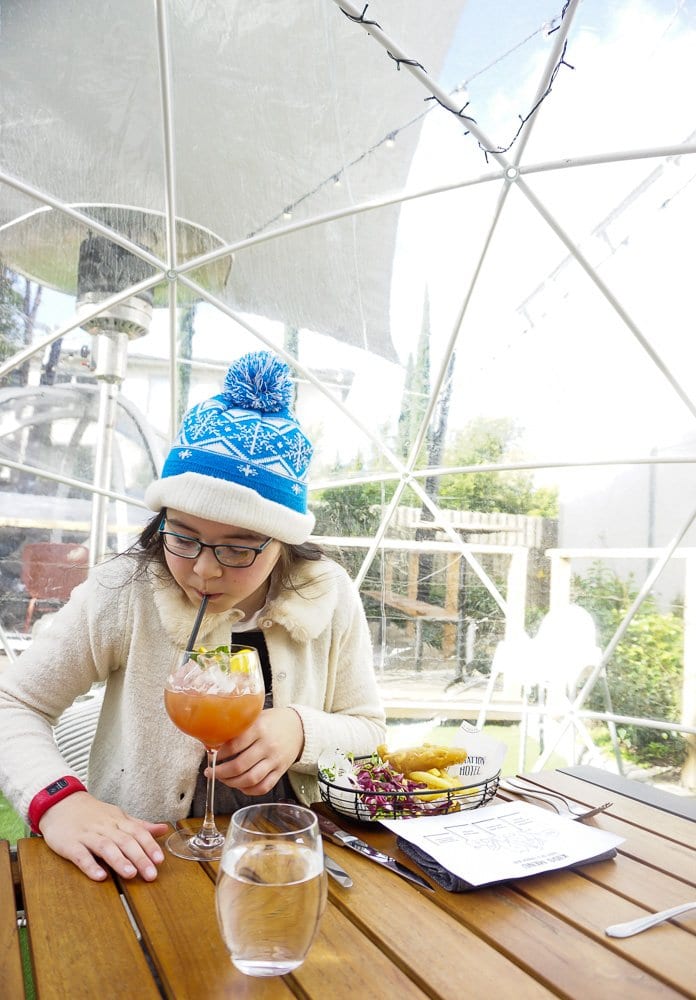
[376,742,468,775]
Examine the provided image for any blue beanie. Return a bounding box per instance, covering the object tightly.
[145,351,315,544]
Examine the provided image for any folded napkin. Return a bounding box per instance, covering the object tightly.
[397,836,619,892]
[396,837,475,892]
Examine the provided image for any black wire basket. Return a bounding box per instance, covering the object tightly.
[318,755,500,822]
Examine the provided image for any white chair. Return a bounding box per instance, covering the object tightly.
[476,605,607,770]
[522,605,604,770]
[475,631,536,755]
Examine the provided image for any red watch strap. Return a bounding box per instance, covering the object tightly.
[28,776,87,834]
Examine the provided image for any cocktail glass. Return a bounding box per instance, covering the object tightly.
[164,643,264,860]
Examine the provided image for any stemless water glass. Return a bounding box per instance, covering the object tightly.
[216,803,327,977]
[164,643,265,861]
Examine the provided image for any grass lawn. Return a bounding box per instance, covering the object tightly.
[1,793,34,998]
[0,791,27,844]
[386,717,569,775]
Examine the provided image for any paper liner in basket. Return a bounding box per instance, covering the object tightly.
[442,721,506,784]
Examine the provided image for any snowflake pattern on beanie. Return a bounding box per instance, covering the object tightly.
[161,351,313,513]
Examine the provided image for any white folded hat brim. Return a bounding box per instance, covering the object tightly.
[145,472,315,545]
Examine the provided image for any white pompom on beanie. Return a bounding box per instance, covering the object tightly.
[145,351,315,544]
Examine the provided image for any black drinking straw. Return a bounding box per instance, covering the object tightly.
[185,594,209,652]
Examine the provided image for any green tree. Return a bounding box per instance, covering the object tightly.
[438,416,558,517]
[0,265,24,385]
[0,264,42,388]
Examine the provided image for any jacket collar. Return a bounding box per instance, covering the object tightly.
[261,559,336,643]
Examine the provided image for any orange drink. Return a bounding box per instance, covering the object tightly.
[163,641,265,861]
[165,687,264,749]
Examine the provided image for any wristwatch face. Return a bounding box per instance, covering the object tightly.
[46,778,70,795]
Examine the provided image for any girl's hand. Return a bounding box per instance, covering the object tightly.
[212,707,304,795]
[38,792,169,882]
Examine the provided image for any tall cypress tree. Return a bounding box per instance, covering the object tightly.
[176,303,196,423]
[0,265,39,388]
[396,352,415,458]
[396,289,432,463]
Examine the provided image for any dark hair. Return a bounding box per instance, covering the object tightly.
[126,508,324,590]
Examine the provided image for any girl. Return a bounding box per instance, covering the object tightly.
[0,350,386,881]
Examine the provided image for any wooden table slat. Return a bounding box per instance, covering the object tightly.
[0,841,24,1000]
[598,817,694,887]
[17,838,160,1000]
[562,766,696,823]
[576,852,696,932]
[322,851,558,999]
[443,882,688,1000]
[120,838,294,1000]
[292,901,433,1000]
[512,865,696,996]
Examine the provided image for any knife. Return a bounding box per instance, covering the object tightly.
[324,854,353,888]
[317,814,434,890]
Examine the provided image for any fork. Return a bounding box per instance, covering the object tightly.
[605,901,696,937]
[499,778,613,821]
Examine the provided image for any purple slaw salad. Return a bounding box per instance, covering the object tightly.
[320,751,465,819]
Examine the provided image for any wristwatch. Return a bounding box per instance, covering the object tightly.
[28,776,87,834]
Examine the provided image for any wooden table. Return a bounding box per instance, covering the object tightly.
[2,771,695,999]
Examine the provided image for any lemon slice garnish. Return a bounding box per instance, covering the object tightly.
[227,648,255,674]
[189,645,254,673]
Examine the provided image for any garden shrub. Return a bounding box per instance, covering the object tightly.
[573,563,686,768]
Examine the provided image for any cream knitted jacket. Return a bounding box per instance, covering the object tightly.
[0,554,386,824]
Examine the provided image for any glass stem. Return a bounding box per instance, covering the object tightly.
[195,747,221,845]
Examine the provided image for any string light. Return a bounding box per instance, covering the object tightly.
[250,2,571,236]
[341,1,574,162]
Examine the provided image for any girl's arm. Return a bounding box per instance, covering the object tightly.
[0,559,129,821]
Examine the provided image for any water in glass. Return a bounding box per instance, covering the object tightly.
[216,803,326,976]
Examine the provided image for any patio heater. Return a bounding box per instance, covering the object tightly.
[75,234,154,563]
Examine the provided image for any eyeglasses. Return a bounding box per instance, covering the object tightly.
[158,520,273,568]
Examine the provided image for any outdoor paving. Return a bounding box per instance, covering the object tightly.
[377,666,521,721]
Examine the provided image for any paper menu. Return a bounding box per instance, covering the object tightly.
[381,802,624,887]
